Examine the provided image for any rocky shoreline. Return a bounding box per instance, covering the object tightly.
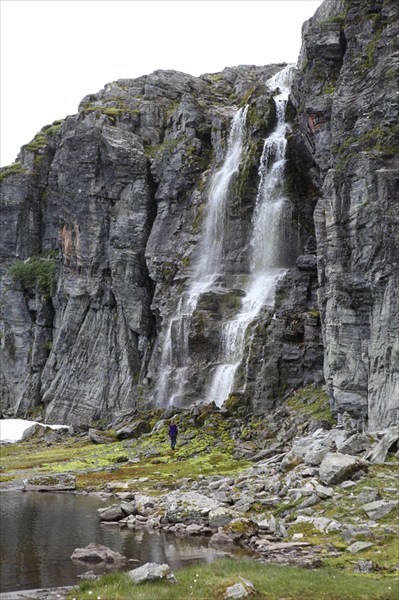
[15,406,399,580]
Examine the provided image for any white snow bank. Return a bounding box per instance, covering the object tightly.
[0,419,68,443]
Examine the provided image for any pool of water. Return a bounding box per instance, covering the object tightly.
[0,490,224,593]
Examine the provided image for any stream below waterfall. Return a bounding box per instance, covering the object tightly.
[0,491,225,594]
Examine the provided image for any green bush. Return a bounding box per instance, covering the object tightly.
[8,256,58,294]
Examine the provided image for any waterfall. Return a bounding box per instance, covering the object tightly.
[207,65,295,407]
[155,106,249,406]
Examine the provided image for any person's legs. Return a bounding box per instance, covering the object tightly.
[171,435,177,449]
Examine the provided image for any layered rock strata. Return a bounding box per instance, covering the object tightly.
[290,0,399,429]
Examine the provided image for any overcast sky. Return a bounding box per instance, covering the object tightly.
[1,0,323,167]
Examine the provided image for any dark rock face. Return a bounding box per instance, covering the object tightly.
[290,0,399,429]
[0,0,397,431]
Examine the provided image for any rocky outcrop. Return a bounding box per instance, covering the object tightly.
[23,473,76,491]
[290,0,399,430]
[0,64,321,423]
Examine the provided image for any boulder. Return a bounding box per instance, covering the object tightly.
[164,491,219,525]
[296,254,317,272]
[115,420,151,440]
[88,428,114,444]
[209,507,238,528]
[128,562,176,584]
[223,518,259,541]
[23,473,76,491]
[319,452,368,485]
[71,543,128,564]
[225,578,256,599]
[364,427,399,464]
[97,504,125,522]
[338,433,371,456]
[210,530,237,547]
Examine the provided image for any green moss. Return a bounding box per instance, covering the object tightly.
[287,384,334,424]
[208,73,224,82]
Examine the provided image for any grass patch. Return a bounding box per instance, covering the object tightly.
[287,384,334,424]
[0,413,249,492]
[68,558,398,599]
[0,162,28,182]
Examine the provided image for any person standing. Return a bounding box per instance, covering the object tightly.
[168,420,178,450]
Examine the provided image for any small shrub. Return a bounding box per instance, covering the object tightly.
[8,256,58,295]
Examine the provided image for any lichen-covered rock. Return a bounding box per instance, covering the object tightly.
[128,562,176,584]
[23,473,76,491]
[164,491,219,525]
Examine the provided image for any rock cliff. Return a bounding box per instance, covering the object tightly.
[290,0,399,429]
[0,0,397,429]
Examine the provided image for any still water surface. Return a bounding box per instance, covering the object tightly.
[0,491,224,593]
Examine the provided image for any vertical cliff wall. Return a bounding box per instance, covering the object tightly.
[290,0,399,429]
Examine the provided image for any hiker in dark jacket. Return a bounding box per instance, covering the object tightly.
[168,420,178,449]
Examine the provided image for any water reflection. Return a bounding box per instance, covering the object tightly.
[0,491,224,593]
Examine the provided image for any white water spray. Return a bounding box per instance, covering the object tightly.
[155,106,249,406]
[207,65,295,407]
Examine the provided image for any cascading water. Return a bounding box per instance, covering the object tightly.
[155,106,249,406]
[207,65,295,407]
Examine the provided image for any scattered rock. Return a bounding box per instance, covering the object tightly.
[225,577,256,599]
[209,507,238,528]
[353,560,375,573]
[127,562,176,584]
[88,428,114,444]
[346,541,374,554]
[362,500,398,520]
[70,543,128,564]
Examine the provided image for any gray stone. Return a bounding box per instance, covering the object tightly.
[164,491,219,525]
[362,500,398,520]
[346,541,374,554]
[88,428,114,444]
[319,452,368,485]
[296,254,317,272]
[353,560,375,573]
[314,483,334,498]
[97,504,125,522]
[365,427,399,464]
[356,490,380,504]
[338,433,372,456]
[128,562,176,584]
[225,579,256,599]
[209,507,238,528]
[71,543,128,564]
[115,420,151,440]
